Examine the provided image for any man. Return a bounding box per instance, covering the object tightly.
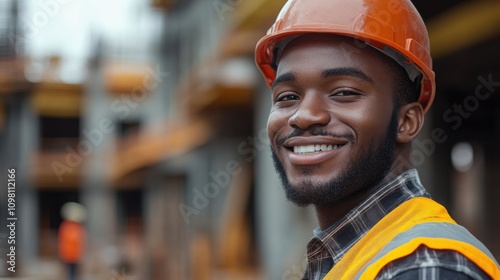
[254,0,500,279]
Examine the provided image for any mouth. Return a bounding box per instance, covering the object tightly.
[282,136,350,166]
[293,144,345,154]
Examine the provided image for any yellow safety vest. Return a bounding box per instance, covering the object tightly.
[323,197,500,279]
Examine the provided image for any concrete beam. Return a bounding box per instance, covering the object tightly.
[427,1,500,59]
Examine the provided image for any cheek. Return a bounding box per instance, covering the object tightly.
[338,102,391,143]
[361,114,392,143]
[267,110,286,142]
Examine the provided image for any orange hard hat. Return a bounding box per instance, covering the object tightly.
[255,0,435,112]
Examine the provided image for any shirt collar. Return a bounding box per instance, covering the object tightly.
[306,169,430,264]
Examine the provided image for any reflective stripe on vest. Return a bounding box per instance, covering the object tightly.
[356,222,500,279]
[323,197,500,279]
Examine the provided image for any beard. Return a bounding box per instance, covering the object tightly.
[271,109,399,207]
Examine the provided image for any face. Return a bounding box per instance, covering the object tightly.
[268,34,399,206]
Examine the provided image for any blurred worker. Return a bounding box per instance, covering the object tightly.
[58,202,87,280]
[255,0,500,279]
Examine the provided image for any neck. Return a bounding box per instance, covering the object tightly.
[314,191,369,230]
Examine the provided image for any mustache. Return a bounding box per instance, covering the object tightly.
[276,127,355,146]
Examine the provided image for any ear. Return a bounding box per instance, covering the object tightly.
[397,102,424,144]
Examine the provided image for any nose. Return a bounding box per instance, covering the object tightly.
[288,94,330,130]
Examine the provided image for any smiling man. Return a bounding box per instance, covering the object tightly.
[255,0,500,279]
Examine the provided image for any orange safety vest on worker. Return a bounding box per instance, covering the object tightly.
[58,220,86,263]
[323,197,500,279]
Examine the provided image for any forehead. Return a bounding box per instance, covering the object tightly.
[276,34,389,75]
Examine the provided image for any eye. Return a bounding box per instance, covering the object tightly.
[328,88,363,103]
[274,92,300,103]
[279,94,299,101]
[332,89,360,97]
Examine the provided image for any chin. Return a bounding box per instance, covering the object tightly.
[284,176,350,206]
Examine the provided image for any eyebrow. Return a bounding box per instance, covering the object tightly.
[272,67,374,89]
[272,72,296,89]
[321,67,374,84]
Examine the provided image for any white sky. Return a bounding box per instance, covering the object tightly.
[20,0,163,62]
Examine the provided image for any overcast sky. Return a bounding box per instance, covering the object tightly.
[20,0,162,62]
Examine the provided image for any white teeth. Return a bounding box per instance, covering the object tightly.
[293,144,342,154]
[305,145,315,153]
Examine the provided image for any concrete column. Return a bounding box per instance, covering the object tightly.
[81,65,118,274]
[143,177,166,279]
[16,94,39,263]
[143,174,186,280]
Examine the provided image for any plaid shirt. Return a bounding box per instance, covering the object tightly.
[302,169,491,280]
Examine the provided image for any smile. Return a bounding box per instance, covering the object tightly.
[282,135,351,165]
[293,144,344,154]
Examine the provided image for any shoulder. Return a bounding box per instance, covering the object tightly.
[376,245,491,280]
